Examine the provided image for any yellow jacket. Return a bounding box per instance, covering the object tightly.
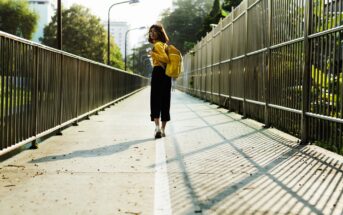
[151,41,169,67]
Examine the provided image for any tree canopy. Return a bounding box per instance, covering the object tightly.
[160,0,243,54]
[41,4,124,69]
[199,0,228,38]
[222,0,243,12]
[161,0,213,54]
[0,0,38,40]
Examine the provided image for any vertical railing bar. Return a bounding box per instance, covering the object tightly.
[49,53,53,126]
[12,40,17,146]
[7,39,13,148]
[267,0,272,124]
[210,33,213,103]
[325,0,329,32]
[309,30,313,140]
[30,46,39,149]
[319,1,324,141]
[330,0,336,146]
[301,0,312,144]
[7,39,11,148]
[287,0,291,41]
[242,0,248,119]
[292,0,295,39]
[280,43,283,128]
[57,53,63,135]
[288,0,292,127]
[338,0,343,151]
[337,0,341,29]
[323,24,329,142]
[13,41,18,145]
[23,44,27,143]
[329,1,337,146]
[26,45,31,141]
[218,20,223,106]
[298,38,303,134]
[3,38,8,148]
[332,7,338,150]
[42,51,47,132]
[286,43,290,128]
[327,3,333,144]
[53,53,58,127]
[281,0,284,43]
[328,2,333,118]
[88,63,91,116]
[74,59,80,126]
[17,41,21,142]
[271,1,280,45]
[18,43,23,142]
[0,37,4,150]
[13,41,18,144]
[229,12,234,112]
[299,0,302,37]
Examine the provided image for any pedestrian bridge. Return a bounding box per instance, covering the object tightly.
[0,88,342,215]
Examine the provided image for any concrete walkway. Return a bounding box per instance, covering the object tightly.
[0,88,342,215]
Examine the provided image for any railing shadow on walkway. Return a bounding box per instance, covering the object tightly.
[29,138,154,163]
[158,92,343,215]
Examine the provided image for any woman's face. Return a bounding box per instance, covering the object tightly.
[149,28,158,41]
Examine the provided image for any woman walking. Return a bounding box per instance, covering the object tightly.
[148,24,171,139]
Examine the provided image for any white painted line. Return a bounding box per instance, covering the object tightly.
[154,138,172,215]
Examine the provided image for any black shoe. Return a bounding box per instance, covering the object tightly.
[155,128,162,139]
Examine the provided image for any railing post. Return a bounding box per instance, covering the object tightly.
[56,54,63,135]
[218,20,223,107]
[242,0,248,119]
[86,63,91,120]
[301,0,312,144]
[228,9,234,112]
[263,0,272,128]
[73,59,80,126]
[30,47,39,149]
[211,31,214,104]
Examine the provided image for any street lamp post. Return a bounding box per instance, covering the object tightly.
[107,0,139,65]
[124,26,146,71]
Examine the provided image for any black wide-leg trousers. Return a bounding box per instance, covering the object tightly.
[150,66,171,121]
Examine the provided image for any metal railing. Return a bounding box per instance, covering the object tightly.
[177,0,343,154]
[0,31,149,155]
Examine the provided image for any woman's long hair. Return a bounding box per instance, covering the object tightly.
[148,24,169,44]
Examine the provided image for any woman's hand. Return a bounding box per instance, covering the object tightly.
[147,48,153,57]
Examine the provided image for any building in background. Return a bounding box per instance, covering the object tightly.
[28,0,55,43]
[104,21,130,59]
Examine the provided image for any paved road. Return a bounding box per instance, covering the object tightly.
[0,88,342,215]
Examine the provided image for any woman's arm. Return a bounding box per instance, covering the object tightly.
[151,42,169,64]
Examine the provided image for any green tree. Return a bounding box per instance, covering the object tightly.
[161,0,213,54]
[41,4,124,69]
[222,0,243,12]
[0,0,38,39]
[199,0,228,38]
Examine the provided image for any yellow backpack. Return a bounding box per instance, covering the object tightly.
[165,45,182,79]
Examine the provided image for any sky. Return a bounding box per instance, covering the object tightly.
[63,0,173,45]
